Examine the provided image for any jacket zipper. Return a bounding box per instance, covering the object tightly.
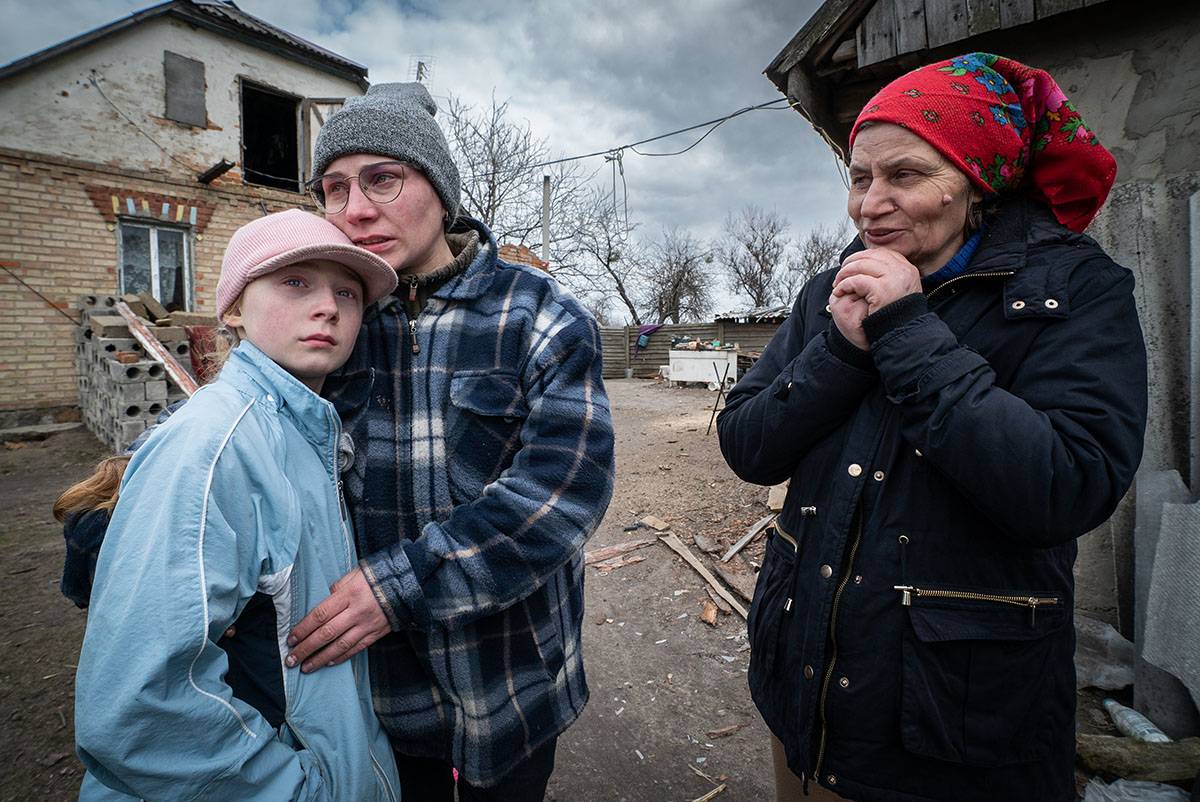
[893,585,1059,626]
[812,512,863,782]
[370,751,399,802]
[925,270,1015,302]
[329,409,354,568]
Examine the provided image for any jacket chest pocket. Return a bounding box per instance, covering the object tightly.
[898,588,1069,767]
[446,371,529,494]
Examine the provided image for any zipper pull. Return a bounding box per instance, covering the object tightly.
[894,585,914,606]
[784,598,793,612]
[800,506,817,517]
[409,319,419,354]
[1028,597,1039,626]
[408,276,418,302]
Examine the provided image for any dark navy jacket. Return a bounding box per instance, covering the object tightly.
[717,199,1147,802]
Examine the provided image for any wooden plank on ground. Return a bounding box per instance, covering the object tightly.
[857,0,898,67]
[895,0,928,54]
[999,0,1035,27]
[966,0,1001,35]
[584,536,658,565]
[721,514,776,562]
[114,302,199,396]
[925,0,970,47]
[659,533,748,619]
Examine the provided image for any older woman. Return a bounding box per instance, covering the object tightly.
[718,53,1147,801]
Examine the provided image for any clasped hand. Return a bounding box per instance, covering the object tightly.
[829,249,922,350]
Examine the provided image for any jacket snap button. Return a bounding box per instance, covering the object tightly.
[839,676,850,688]
[804,665,814,679]
[819,564,833,579]
[1011,300,1026,310]
[825,304,831,313]
[873,470,885,481]
[854,575,863,584]
[847,463,862,477]
[828,774,837,785]
[1044,298,1059,309]
[787,381,793,390]
[914,448,923,457]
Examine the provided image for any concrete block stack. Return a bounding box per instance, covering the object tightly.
[73,293,210,451]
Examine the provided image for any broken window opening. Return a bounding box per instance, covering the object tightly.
[118,221,193,312]
[241,81,300,192]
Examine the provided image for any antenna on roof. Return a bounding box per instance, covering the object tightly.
[408,55,434,84]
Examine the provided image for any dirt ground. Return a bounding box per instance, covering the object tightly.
[0,379,774,802]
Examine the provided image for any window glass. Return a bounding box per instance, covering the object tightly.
[120,226,152,296]
[157,229,187,310]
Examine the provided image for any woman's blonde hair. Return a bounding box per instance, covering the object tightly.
[53,455,130,522]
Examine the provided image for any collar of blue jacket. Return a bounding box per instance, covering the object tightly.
[220,340,340,451]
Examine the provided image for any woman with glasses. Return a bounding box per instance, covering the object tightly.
[284,82,615,802]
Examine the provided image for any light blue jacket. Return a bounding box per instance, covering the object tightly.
[75,342,400,802]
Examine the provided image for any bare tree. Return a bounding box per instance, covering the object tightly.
[640,227,714,324]
[779,221,851,305]
[442,93,591,268]
[554,188,643,325]
[716,205,790,308]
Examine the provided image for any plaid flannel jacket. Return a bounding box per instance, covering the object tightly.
[324,218,615,786]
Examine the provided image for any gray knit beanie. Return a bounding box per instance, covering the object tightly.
[313,82,461,222]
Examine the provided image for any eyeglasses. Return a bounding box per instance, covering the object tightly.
[305,161,408,214]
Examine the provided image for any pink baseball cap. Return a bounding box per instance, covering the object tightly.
[217,209,397,319]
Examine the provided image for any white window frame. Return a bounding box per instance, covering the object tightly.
[117,220,194,310]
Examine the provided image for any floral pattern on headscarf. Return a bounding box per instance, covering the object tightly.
[849,52,1117,232]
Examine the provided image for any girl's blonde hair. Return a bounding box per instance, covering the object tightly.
[53,455,130,522]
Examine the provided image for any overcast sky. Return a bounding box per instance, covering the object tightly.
[0,0,852,314]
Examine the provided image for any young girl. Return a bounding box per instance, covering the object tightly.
[74,209,401,801]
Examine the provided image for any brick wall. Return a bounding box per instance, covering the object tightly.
[0,147,309,412]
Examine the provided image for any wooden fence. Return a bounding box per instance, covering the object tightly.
[599,321,783,379]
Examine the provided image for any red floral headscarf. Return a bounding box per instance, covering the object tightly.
[849,53,1116,233]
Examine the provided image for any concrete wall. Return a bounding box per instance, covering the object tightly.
[0,15,362,179]
[975,0,1200,633]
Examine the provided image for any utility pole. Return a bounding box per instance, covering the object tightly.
[542,175,551,264]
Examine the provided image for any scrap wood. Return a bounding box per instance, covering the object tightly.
[705,723,747,739]
[658,533,747,619]
[713,561,757,603]
[584,536,658,565]
[689,784,727,802]
[1075,734,1200,782]
[641,515,670,531]
[706,587,733,614]
[721,514,775,562]
[594,553,646,575]
[114,302,198,395]
[700,599,719,626]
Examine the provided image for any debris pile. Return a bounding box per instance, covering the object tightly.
[74,293,214,451]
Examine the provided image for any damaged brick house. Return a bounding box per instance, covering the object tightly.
[0,0,367,421]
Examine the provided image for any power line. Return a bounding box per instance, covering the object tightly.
[462,97,790,182]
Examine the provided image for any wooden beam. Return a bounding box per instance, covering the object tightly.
[925,0,970,47]
[895,0,928,55]
[830,37,858,63]
[659,533,748,619]
[1034,0,1083,15]
[857,0,898,67]
[966,0,1002,35]
[999,0,1035,26]
[114,302,199,396]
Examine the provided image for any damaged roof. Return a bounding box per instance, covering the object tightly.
[0,0,368,88]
